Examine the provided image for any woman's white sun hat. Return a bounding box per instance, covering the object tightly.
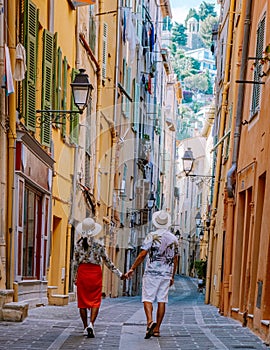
[152,210,171,229]
[76,218,102,237]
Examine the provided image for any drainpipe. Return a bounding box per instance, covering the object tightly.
[226,0,252,197]
[108,0,121,297]
[0,0,6,289]
[109,0,121,220]
[94,0,104,218]
[64,6,81,295]
[205,0,235,304]
[7,0,16,289]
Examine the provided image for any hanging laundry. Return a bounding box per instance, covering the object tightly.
[141,74,146,85]
[147,74,152,94]
[126,9,136,63]
[14,43,27,81]
[142,21,149,55]
[122,8,127,43]
[4,44,14,95]
[150,23,155,52]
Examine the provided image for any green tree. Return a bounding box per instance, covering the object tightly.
[195,259,207,279]
[172,22,187,47]
[184,74,209,93]
[199,15,219,48]
[172,50,201,81]
[185,8,199,24]
[198,1,217,20]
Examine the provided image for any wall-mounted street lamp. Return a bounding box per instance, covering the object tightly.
[147,191,156,209]
[36,69,93,121]
[195,211,211,241]
[127,191,156,227]
[182,147,214,179]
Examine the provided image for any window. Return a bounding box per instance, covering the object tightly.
[19,0,38,131]
[102,23,108,81]
[70,68,79,144]
[89,5,96,53]
[196,193,202,209]
[41,30,54,146]
[251,15,266,117]
[23,187,42,279]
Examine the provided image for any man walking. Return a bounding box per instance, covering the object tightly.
[125,210,179,339]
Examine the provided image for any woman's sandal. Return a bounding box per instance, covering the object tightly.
[153,331,160,337]
[144,321,157,339]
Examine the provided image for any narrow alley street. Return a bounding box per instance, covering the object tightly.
[0,275,267,350]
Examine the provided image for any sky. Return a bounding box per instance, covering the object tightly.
[170,0,218,24]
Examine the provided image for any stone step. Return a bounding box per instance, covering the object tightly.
[2,301,29,322]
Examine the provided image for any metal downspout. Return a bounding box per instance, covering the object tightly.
[7,0,16,289]
[0,0,7,289]
[205,0,235,304]
[108,0,121,298]
[109,0,121,222]
[94,0,104,217]
[65,7,81,295]
[226,0,252,198]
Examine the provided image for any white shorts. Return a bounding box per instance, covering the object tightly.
[142,275,170,303]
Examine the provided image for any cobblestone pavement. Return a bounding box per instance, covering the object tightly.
[0,275,268,349]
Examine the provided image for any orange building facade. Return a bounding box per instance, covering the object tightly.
[210,0,270,343]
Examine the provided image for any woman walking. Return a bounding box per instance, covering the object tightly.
[74,217,125,338]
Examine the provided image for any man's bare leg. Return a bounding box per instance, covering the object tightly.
[154,302,166,334]
[143,301,153,325]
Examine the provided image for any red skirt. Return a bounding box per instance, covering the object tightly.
[77,263,102,308]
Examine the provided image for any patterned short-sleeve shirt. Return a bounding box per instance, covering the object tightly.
[141,229,179,278]
[74,237,122,278]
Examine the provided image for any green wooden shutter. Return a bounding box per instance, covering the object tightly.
[40,30,54,147]
[23,0,38,131]
[120,163,127,224]
[132,79,140,132]
[55,46,62,127]
[89,5,96,53]
[61,57,67,138]
[53,34,61,127]
[126,67,131,118]
[70,68,79,145]
[251,15,266,116]
[102,23,108,80]
[122,58,127,114]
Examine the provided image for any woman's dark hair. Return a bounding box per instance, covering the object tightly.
[82,237,89,251]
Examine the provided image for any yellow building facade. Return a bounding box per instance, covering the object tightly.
[0,0,100,308]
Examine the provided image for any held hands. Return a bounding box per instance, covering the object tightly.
[124,268,134,279]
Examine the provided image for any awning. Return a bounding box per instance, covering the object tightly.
[69,0,95,8]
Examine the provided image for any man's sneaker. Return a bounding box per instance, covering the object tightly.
[87,322,95,338]
[83,327,88,336]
